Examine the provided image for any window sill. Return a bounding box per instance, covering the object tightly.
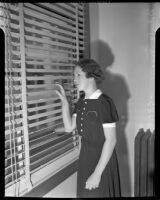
[5,147,79,197]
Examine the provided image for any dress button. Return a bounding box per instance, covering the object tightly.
[81,117,83,120]
[85,101,87,104]
[83,107,85,110]
[81,129,83,132]
[81,123,83,126]
[82,112,84,115]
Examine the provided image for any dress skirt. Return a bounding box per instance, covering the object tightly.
[77,140,121,198]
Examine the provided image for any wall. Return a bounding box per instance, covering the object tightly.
[89,2,157,197]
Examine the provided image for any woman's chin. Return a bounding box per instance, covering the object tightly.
[77,86,83,93]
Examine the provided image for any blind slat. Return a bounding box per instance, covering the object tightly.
[24,18,76,37]
[27,97,59,105]
[28,115,62,128]
[37,3,76,18]
[5,119,23,127]
[26,60,75,66]
[30,146,75,172]
[5,127,23,135]
[25,35,76,49]
[24,6,75,30]
[30,142,74,167]
[27,75,73,81]
[28,103,61,113]
[56,3,76,13]
[25,27,76,43]
[30,134,73,153]
[30,139,75,164]
[24,3,75,25]
[26,68,73,73]
[28,109,61,120]
[9,13,20,22]
[25,44,76,56]
[5,111,22,118]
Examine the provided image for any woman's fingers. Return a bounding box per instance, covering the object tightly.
[55,90,67,106]
[55,90,63,100]
[85,182,98,190]
[55,84,65,96]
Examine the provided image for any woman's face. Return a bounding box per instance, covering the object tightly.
[74,66,90,92]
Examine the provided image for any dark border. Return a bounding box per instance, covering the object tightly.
[155,27,160,199]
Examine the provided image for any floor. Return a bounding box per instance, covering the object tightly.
[43,172,77,198]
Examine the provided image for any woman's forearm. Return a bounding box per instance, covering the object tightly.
[94,138,116,177]
[61,100,73,132]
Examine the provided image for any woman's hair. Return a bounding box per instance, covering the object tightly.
[74,58,105,84]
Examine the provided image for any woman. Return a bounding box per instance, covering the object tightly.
[56,58,121,198]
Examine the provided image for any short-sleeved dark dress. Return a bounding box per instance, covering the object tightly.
[74,92,121,198]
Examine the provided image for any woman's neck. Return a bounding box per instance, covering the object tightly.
[84,82,98,99]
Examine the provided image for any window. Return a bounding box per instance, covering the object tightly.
[2,3,89,196]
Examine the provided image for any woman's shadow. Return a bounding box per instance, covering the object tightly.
[92,40,132,196]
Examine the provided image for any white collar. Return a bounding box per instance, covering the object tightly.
[85,89,102,99]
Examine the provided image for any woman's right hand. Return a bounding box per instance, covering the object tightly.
[54,84,68,105]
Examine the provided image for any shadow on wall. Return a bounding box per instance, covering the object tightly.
[92,40,132,196]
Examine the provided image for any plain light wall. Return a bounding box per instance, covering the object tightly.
[89,2,156,197]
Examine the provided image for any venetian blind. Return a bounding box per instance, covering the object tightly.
[2,2,89,196]
[23,2,79,173]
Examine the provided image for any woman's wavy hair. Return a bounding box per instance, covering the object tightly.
[74,58,105,84]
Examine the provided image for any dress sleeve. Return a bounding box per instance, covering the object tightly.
[100,95,119,124]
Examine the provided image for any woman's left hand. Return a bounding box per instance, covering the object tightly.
[85,172,101,190]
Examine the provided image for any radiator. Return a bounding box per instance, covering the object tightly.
[134,128,155,197]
